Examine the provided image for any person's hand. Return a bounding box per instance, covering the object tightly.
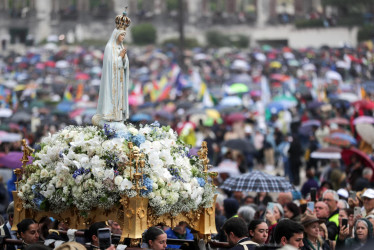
[106,245,116,250]
[348,197,359,208]
[339,225,349,240]
[305,208,316,215]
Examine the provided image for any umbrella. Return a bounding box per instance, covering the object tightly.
[45,61,56,68]
[353,100,374,110]
[0,151,32,169]
[310,147,342,159]
[220,170,294,192]
[227,74,252,85]
[225,113,246,125]
[353,116,374,125]
[323,136,351,148]
[267,101,287,114]
[0,131,22,143]
[9,110,32,123]
[273,95,298,107]
[299,120,321,135]
[130,113,152,122]
[75,73,90,81]
[269,61,282,69]
[325,70,342,82]
[307,101,326,109]
[56,60,69,68]
[227,83,249,95]
[356,123,374,145]
[341,148,374,178]
[331,133,357,145]
[56,101,75,113]
[219,96,243,107]
[221,138,254,154]
[231,60,250,71]
[362,81,374,94]
[326,117,350,126]
[338,93,359,103]
[0,108,13,118]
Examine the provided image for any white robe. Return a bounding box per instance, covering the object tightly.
[94,28,129,123]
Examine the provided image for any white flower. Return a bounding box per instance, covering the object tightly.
[120,179,133,191]
[114,176,123,186]
[128,127,138,135]
[104,169,114,180]
[40,169,49,178]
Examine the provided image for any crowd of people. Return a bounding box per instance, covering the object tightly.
[1,29,374,249]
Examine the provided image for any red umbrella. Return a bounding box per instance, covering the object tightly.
[323,136,351,148]
[341,148,374,181]
[45,61,56,68]
[353,100,374,110]
[225,113,246,125]
[75,73,90,80]
[326,117,350,126]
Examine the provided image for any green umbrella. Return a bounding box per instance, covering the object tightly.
[273,95,298,108]
[228,83,249,94]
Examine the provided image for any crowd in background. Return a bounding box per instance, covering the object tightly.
[1,39,374,249]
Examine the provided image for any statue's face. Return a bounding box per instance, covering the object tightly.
[117,33,126,43]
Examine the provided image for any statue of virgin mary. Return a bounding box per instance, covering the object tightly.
[92,13,130,126]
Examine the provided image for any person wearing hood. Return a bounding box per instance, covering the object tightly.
[337,218,374,250]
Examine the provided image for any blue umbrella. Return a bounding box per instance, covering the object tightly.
[130,113,152,122]
[56,101,74,113]
[219,96,243,107]
[267,101,287,114]
[299,120,321,135]
[331,133,357,145]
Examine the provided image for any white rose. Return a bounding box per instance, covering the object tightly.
[128,127,138,135]
[114,176,123,186]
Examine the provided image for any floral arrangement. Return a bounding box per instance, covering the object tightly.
[18,122,216,216]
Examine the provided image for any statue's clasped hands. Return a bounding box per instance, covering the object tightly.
[120,48,127,58]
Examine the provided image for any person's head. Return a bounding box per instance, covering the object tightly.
[315,201,329,219]
[143,227,167,250]
[354,218,373,243]
[85,221,109,247]
[330,160,339,168]
[337,199,349,210]
[273,203,284,221]
[38,216,53,240]
[363,168,373,181]
[322,190,339,213]
[362,188,374,214]
[283,202,300,219]
[243,195,254,205]
[116,31,126,44]
[306,168,315,179]
[54,242,87,250]
[107,220,122,235]
[237,206,256,225]
[248,220,268,245]
[223,198,240,219]
[318,223,328,239]
[7,201,14,225]
[222,217,248,246]
[301,214,321,240]
[17,218,39,244]
[274,219,304,249]
[277,192,293,206]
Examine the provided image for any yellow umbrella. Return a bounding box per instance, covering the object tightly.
[206,109,220,120]
[14,84,26,91]
[270,61,282,69]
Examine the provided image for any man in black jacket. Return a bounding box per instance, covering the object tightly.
[0,202,16,250]
[222,217,258,250]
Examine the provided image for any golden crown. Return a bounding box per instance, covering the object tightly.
[115,7,131,31]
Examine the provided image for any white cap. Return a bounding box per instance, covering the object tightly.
[337,188,348,198]
[362,188,374,199]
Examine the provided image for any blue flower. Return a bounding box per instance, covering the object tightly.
[151,121,160,127]
[196,177,206,187]
[103,124,116,139]
[132,134,146,147]
[141,176,153,195]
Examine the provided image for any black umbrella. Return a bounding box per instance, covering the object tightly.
[221,139,255,154]
[9,110,32,123]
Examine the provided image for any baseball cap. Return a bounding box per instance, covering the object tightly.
[362,188,374,199]
[337,188,349,199]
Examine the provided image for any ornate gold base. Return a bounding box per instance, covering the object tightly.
[12,192,217,246]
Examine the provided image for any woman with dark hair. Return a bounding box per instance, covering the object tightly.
[248,220,268,245]
[142,226,167,250]
[283,202,301,222]
[17,218,39,246]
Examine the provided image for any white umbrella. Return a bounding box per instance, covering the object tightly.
[0,132,22,143]
[338,92,359,103]
[336,60,349,69]
[356,123,374,145]
[0,108,13,118]
[56,60,69,68]
[303,63,316,71]
[326,70,342,82]
[254,53,267,62]
[231,60,250,71]
[283,52,295,59]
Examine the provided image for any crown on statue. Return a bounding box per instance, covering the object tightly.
[115,7,131,31]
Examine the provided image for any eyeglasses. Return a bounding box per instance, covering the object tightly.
[323,198,333,202]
